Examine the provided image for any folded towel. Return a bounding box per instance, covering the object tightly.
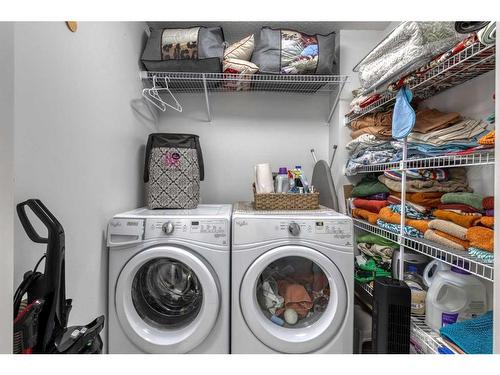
[468,247,494,264]
[477,216,494,229]
[483,196,494,210]
[357,233,399,248]
[485,209,494,217]
[424,229,468,251]
[466,226,494,252]
[351,174,390,198]
[376,219,423,238]
[364,192,390,201]
[441,192,483,211]
[478,130,495,145]
[379,174,470,193]
[433,209,481,228]
[440,311,493,354]
[353,198,389,213]
[387,195,429,213]
[352,208,379,225]
[388,204,428,219]
[378,206,429,234]
[428,219,467,240]
[391,191,444,208]
[437,203,481,214]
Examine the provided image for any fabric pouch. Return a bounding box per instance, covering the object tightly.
[392,87,415,139]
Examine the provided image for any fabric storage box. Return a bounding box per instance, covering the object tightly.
[141,26,225,73]
[144,133,204,209]
[251,27,336,75]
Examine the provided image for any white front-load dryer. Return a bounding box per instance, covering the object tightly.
[107,205,231,354]
[231,202,354,353]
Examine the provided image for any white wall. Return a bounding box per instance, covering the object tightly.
[14,22,150,343]
[158,93,330,204]
[0,22,14,354]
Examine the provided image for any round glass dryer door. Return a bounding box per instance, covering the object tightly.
[240,245,347,353]
[115,246,220,353]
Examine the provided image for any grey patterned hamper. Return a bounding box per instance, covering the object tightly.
[144,133,204,209]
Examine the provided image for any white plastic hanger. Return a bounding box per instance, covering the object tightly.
[142,75,183,113]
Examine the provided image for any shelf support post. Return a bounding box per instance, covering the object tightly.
[202,74,212,122]
[327,79,346,124]
[398,137,408,280]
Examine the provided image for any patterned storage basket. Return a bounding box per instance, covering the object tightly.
[144,133,204,209]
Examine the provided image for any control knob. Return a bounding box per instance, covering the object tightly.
[288,222,301,236]
[162,221,175,235]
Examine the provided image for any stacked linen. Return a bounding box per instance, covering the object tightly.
[376,206,430,238]
[351,174,390,224]
[355,233,398,283]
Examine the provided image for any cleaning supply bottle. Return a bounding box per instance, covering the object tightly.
[403,265,427,316]
[423,260,487,332]
[293,166,303,189]
[274,167,290,193]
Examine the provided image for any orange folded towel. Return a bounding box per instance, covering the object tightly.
[433,209,481,228]
[378,206,429,234]
[424,230,468,251]
[391,191,443,208]
[353,198,389,213]
[434,230,470,249]
[352,208,379,225]
[478,130,495,145]
[477,216,494,229]
[466,226,494,252]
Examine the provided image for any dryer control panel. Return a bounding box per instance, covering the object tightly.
[233,218,353,248]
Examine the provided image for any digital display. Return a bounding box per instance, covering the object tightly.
[191,221,199,226]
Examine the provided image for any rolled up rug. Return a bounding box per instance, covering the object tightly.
[428,219,468,240]
[466,226,494,252]
[454,21,489,34]
[478,21,496,45]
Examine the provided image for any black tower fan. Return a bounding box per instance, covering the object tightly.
[372,277,411,353]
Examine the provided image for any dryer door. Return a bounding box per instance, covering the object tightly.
[115,245,220,353]
[240,245,347,353]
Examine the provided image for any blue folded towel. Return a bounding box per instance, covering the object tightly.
[439,311,493,354]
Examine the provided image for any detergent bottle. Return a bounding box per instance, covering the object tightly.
[423,260,487,332]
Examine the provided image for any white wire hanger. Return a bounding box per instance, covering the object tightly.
[142,75,183,113]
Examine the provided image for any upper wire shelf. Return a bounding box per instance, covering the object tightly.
[140,71,349,123]
[345,41,496,125]
[347,150,495,175]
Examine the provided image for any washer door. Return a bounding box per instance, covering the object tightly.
[115,245,220,353]
[240,245,347,353]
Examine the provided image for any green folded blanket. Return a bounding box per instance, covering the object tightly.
[351,173,390,198]
[441,192,483,211]
[357,233,399,248]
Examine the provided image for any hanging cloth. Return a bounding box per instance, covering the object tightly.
[392,86,415,139]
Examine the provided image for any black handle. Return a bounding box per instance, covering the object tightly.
[16,199,62,244]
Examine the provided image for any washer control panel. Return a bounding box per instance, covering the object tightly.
[233,218,353,247]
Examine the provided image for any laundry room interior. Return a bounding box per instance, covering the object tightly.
[1,6,500,362]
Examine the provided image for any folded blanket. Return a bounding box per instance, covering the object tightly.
[485,209,494,217]
[351,174,390,197]
[388,204,429,219]
[376,219,423,238]
[468,248,494,264]
[379,169,470,193]
[378,206,429,234]
[357,233,399,248]
[365,192,390,201]
[437,203,481,213]
[413,108,461,133]
[440,311,493,354]
[351,126,393,140]
[466,227,494,252]
[387,195,429,214]
[441,192,483,211]
[483,196,494,210]
[353,198,389,213]
[478,216,494,229]
[390,191,445,210]
[424,229,468,251]
[350,110,392,130]
[433,209,481,228]
[352,208,379,225]
[478,130,495,145]
[345,134,387,155]
[358,243,394,265]
[384,168,451,182]
[428,219,467,240]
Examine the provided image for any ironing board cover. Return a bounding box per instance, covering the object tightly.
[311,160,339,211]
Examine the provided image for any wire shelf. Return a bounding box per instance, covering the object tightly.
[345,41,496,125]
[410,316,456,354]
[352,218,494,282]
[346,151,495,174]
[141,71,348,94]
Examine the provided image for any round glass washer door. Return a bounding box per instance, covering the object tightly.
[240,245,347,353]
[115,246,220,353]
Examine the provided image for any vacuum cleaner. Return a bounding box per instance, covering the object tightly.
[13,199,104,354]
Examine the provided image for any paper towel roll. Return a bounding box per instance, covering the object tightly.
[255,163,274,194]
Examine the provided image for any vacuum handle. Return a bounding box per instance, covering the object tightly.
[16,199,62,244]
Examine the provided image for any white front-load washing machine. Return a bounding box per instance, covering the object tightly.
[107,205,231,354]
[231,202,354,353]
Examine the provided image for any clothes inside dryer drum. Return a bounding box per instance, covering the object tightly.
[132,258,203,328]
[256,256,330,329]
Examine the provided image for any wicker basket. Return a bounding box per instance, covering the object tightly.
[253,185,320,210]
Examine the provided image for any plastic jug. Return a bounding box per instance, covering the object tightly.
[274,167,290,193]
[423,260,487,332]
